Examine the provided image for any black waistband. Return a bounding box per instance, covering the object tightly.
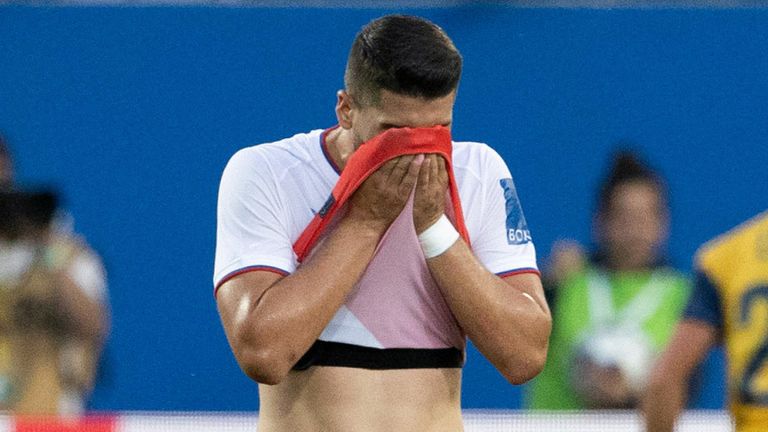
[292,340,464,370]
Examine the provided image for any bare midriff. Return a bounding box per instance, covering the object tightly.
[257,366,463,432]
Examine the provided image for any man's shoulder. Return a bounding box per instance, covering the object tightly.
[232,129,324,164]
[452,139,495,161]
[223,129,325,182]
[451,139,507,175]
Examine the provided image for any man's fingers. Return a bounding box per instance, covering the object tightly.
[436,155,448,185]
[400,154,424,194]
[385,155,416,184]
[379,157,400,175]
[418,155,432,189]
[428,154,439,186]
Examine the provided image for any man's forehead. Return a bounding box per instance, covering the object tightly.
[378,89,455,107]
[374,90,455,125]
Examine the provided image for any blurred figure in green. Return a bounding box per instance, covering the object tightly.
[527,150,690,409]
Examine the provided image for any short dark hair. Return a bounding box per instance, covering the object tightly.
[344,15,462,105]
[597,149,667,215]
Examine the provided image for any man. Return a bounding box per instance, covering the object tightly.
[0,136,109,415]
[528,151,690,409]
[214,15,551,431]
[643,210,768,432]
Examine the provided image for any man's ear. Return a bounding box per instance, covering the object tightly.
[335,90,354,129]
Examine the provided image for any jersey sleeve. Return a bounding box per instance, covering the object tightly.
[213,149,296,292]
[471,147,539,277]
[683,268,724,331]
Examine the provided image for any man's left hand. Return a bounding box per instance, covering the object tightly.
[413,154,449,234]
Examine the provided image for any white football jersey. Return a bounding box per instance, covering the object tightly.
[214,127,538,365]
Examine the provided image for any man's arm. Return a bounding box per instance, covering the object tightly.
[642,320,717,432]
[427,241,550,384]
[413,155,551,384]
[216,155,422,385]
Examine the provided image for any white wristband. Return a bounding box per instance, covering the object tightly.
[418,214,460,259]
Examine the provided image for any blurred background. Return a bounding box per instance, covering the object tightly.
[1,0,767,416]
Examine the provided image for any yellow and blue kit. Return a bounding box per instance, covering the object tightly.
[685,211,768,431]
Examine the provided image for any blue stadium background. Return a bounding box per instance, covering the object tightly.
[2,4,767,411]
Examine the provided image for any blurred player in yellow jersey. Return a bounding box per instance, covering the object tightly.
[643,210,768,432]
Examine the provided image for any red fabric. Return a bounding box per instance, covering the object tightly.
[497,268,541,278]
[294,126,469,262]
[14,415,117,432]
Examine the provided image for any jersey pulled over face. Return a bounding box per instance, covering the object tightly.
[214,128,538,367]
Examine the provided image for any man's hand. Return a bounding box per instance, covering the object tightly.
[413,154,449,234]
[348,154,424,231]
[218,156,429,385]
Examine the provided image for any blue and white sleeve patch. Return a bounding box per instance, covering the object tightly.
[499,178,532,245]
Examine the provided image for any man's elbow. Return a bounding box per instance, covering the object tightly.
[500,313,551,385]
[499,344,548,385]
[231,328,297,385]
[235,347,295,385]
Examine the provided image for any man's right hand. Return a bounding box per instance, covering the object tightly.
[347,154,424,230]
[217,155,426,385]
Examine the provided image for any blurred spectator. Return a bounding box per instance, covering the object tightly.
[527,150,690,409]
[0,135,109,416]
